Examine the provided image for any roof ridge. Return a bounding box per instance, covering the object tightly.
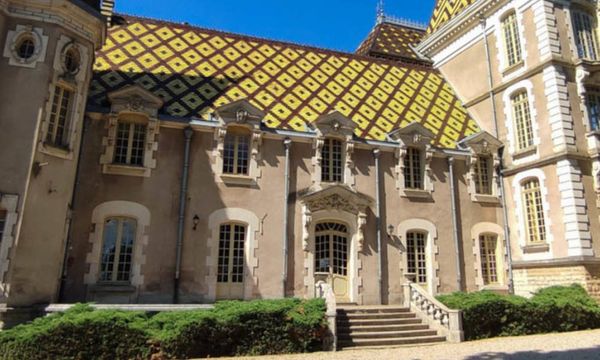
[115,13,435,71]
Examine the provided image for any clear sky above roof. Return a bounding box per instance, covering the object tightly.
[114,0,436,53]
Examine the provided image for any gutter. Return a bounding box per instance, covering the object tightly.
[282,137,292,298]
[373,148,383,304]
[448,157,463,291]
[174,126,194,303]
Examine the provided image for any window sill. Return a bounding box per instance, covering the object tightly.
[220,174,257,186]
[512,146,537,160]
[401,189,433,200]
[39,142,73,160]
[502,60,524,77]
[103,163,150,178]
[522,243,550,254]
[473,194,501,205]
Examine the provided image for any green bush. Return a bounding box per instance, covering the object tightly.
[438,284,600,340]
[0,299,327,360]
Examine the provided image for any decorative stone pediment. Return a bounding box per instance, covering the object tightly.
[214,99,265,130]
[388,122,435,147]
[458,131,502,155]
[312,111,357,139]
[108,85,164,118]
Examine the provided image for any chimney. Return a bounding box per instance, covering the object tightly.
[101,0,115,27]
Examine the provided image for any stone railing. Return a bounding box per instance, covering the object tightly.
[402,282,463,343]
[316,281,337,351]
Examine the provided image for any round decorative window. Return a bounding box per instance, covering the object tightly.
[15,35,36,60]
[63,46,81,75]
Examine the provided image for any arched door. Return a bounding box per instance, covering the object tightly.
[216,223,245,299]
[314,222,349,302]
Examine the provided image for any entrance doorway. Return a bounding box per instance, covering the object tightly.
[314,222,349,302]
[216,223,245,299]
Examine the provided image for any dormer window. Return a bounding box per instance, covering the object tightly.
[473,155,493,195]
[321,138,344,183]
[114,120,147,166]
[404,147,423,190]
[223,128,251,176]
[458,131,502,203]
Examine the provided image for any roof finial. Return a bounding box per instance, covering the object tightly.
[376,0,385,24]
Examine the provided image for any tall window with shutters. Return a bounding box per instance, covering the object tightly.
[46,84,75,148]
[99,217,136,283]
[572,11,599,60]
[404,147,423,189]
[406,231,427,284]
[223,129,250,176]
[114,122,146,166]
[321,138,343,183]
[511,91,534,151]
[522,179,547,244]
[474,155,493,195]
[502,12,523,68]
[480,234,499,285]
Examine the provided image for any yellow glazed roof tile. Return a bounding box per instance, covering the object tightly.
[356,22,426,62]
[427,0,477,34]
[90,15,480,148]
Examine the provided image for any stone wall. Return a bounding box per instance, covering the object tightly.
[513,264,600,300]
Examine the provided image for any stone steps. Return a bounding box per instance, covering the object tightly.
[336,305,446,350]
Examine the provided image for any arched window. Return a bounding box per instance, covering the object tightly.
[404,147,423,189]
[321,138,343,183]
[479,234,499,285]
[217,223,246,299]
[100,217,136,282]
[314,222,349,277]
[511,91,534,151]
[223,128,250,176]
[521,179,547,244]
[406,231,427,284]
[502,11,523,67]
[572,11,599,60]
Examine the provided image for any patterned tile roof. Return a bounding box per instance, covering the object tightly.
[356,22,426,63]
[89,15,479,148]
[427,0,477,34]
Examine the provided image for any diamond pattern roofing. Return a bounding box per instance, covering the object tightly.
[427,0,477,34]
[89,15,479,148]
[356,22,426,63]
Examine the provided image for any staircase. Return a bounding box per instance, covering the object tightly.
[336,305,446,349]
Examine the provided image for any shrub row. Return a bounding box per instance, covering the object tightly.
[0,298,327,360]
[437,284,600,341]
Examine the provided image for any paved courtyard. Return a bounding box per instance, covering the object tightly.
[216,329,600,360]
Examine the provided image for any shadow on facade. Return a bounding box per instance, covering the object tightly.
[464,346,600,360]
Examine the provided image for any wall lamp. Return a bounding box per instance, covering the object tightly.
[192,215,200,231]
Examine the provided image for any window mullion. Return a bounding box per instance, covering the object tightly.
[126,123,135,164]
[112,219,124,282]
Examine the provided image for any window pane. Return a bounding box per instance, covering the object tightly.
[522,179,547,243]
[315,222,348,276]
[480,234,499,285]
[218,224,231,282]
[587,91,600,131]
[46,86,74,147]
[100,218,119,282]
[406,232,427,284]
[231,225,245,283]
[573,12,599,60]
[321,139,343,183]
[511,92,534,150]
[503,13,523,66]
[116,219,136,282]
[130,124,146,166]
[0,210,6,246]
[114,122,131,164]
[236,135,249,175]
[475,156,492,195]
[404,148,422,189]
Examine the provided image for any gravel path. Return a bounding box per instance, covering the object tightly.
[213,329,600,360]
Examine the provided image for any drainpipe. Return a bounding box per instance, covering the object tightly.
[174,126,194,304]
[448,157,463,291]
[373,148,383,304]
[282,137,292,298]
[482,15,515,293]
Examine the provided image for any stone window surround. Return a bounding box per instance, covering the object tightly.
[211,100,264,186]
[503,80,540,164]
[511,169,554,261]
[396,218,440,296]
[206,208,259,302]
[84,201,150,291]
[38,35,90,160]
[471,222,508,291]
[2,25,48,68]
[0,194,19,292]
[460,132,503,203]
[100,86,163,178]
[493,4,528,80]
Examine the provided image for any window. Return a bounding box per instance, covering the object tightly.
[217,223,245,284]
[502,12,523,67]
[480,234,499,285]
[0,210,6,242]
[572,11,599,60]
[63,46,81,75]
[16,36,35,60]
[587,90,600,131]
[100,217,136,283]
[406,231,427,284]
[522,179,547,244]
[46,85,74,148]
[114,122,146,166]
[404,147,423,189]
[474,156,493,195]
[511,91,534,151]
[321,138,343,183]
[223,129,250,175]
[314,222,348,276]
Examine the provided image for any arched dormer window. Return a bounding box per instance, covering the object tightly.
[501,11,523,68]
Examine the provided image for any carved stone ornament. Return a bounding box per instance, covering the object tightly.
[306,194,359,215]
[236,109,249,123]
[127,95,144,112]
[303,207,312,251]
[356,212,367,252]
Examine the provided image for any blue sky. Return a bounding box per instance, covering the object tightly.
[115,1,436,52]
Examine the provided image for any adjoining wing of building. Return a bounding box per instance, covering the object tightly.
[0,0,599,328]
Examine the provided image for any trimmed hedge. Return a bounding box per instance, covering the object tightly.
[0,299,327,360]
[437,284,600,340]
